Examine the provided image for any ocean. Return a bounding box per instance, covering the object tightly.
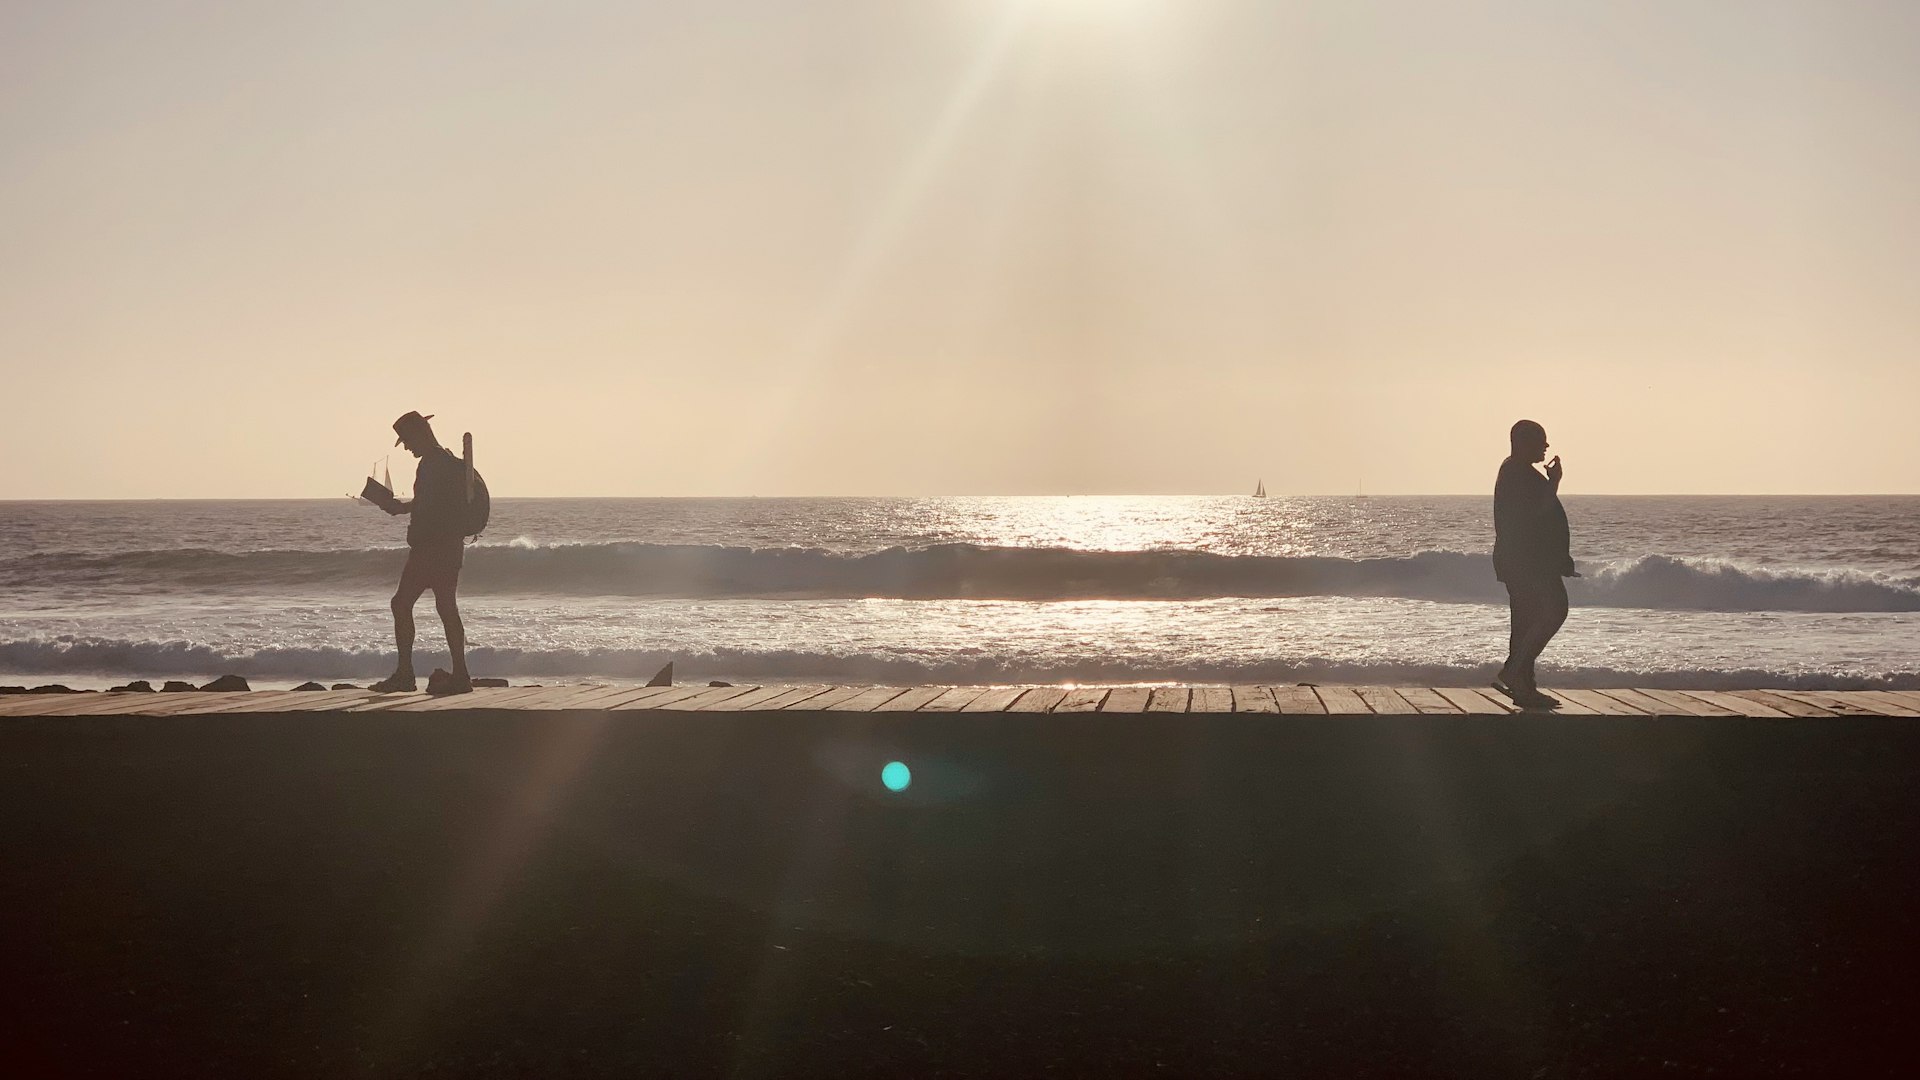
[2,496,1916,690]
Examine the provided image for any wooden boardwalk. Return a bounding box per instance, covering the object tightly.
[4,684,1918,719]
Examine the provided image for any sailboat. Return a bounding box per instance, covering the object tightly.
[1253,479,1267,499]
[354,457,399,506]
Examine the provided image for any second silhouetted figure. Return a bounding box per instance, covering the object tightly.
[1493,419,1575,708]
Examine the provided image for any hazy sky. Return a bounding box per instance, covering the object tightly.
[3,0,1916,497]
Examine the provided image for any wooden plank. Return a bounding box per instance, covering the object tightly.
[1431,687,1515,716]
[385,686,563,712]
[1839,690,1920,718]
[829,686,911,713]
[749,684,837,710]
[0,694,80,717]
[1101,687,1154,713]
[1592,689,1683,716]
[1400,687,1464,715]
[1553,689,1647,716]
[1632,688,1738,717]
[1511,687,1601,715]
[498,686,608,710]
[503,684,630,710]
[341,692,435,713]
[8,689,398,718]
[89,691,253,717]
[703,684,829,711]
[1725,689,1834,718]
[549,684,674,710]
[611,684,716,710]
[782,685,867,712]
[961,687,1028,713]
[1146,687,1191,713]
[1672,689,1788,718]
[1006,687,1069,714]
[1229,686,1278,714]
[1191,687,1234,714]
[868,686,950,712]
[1887,691,1920,711]
[1628,687,1735,714]
[153,691,278,716]
[417,685,567,711]
[652,685,762,711]
[458,685,585,710]
[701,684,817,712]
[53,690,279,717]
[186,689,378,715]
[1268,686,1327,715]
[1355,687,1413,715]
[0,691,211,717]
[1052,688,1110,714]
[577,685,678,710]
[237,689,387,713]
[1313,687,1371,715]
[0,692,100,717]
[544,683,638,707]
[920,687,988,712]
[703,684,802,711]
[1771,690,1887,718]
[775,684,860,711]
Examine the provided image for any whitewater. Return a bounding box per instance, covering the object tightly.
[2,496,1916,689]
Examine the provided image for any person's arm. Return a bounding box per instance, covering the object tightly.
[1542,456,1577,577]
[366,486,409,515]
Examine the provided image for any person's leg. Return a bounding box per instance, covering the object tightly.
[1529,576,1570,679]
[1500,584,1526,688]
[377,559,429,691]
[432,582,470,685]
[1512,576,1566,693]
[1502,579,1542,691]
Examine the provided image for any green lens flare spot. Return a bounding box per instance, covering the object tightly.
[882,761,911,792]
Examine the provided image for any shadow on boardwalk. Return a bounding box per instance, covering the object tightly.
[4,710,1917,1077]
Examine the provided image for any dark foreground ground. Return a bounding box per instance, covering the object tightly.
[4,708,1918,1077]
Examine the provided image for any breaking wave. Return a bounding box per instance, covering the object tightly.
[5,543,1918,612]
[2,636,1916,691]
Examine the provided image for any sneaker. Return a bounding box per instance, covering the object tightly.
[369,673,416,693]
[1492,664,1527,699]
[426,668,473,696]
[1512,687,1562,710]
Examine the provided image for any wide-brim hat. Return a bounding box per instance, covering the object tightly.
[393,411,435,446]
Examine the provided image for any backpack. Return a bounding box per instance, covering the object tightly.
[464,467,490,538]
[444,447,490,539]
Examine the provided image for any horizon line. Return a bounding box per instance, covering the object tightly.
[4,492,1919,503]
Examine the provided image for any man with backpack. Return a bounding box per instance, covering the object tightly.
[370,410,475,694]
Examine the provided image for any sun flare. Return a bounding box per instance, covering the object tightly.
[1023,0,1161,27]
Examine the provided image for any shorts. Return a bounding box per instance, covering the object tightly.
[399,541,464,596]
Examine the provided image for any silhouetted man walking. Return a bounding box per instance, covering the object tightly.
[371,411,472,695]
[1493,419,1575,708]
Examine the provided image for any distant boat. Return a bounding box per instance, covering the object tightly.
[1253,479,1266,499]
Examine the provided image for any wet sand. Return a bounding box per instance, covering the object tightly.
[4,708,1917,1077]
